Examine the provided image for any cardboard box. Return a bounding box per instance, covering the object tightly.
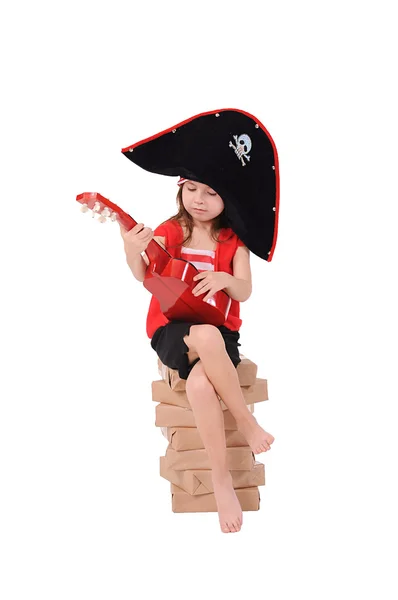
[158,353,258,391]
[160,456,265,495]
[161,426,248,451]
[171,484,260,512]
[152,378,268,410]
[155,402,254,429]
[164,444,255,471]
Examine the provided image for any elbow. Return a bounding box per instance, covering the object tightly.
[236,287,253,303]
[241,284,252,302]
[234,290,252,303]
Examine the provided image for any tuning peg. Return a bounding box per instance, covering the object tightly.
[80,203,89,213]
[110,212,118,222]
[95,207,111,224]
[90,202,100,218]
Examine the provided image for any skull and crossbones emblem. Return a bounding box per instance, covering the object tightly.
[229,133,252,166]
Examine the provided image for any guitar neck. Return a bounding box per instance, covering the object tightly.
[118,209,171,269]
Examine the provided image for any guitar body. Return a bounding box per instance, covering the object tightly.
[144,255,231,325]
[76,192,231,326]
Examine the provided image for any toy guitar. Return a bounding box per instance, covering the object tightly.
[76,192,232,326]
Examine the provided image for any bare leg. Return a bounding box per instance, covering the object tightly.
[184,325,275,454]
[185,360,242,533]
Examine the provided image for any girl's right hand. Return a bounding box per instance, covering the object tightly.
[119,221,154,257]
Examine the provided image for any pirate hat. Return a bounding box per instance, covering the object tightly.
[121,108,279,261]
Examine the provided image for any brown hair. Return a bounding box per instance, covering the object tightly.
[158,185,233,249]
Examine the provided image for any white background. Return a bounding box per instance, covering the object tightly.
[1,1,397,598]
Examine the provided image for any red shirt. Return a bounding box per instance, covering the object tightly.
[145,218,245,339]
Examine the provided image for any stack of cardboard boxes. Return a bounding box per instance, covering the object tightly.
[153,354,269,512]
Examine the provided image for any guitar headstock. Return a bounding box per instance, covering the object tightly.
[76,192,121,224]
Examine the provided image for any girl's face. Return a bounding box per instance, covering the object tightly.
[182,180,224,224]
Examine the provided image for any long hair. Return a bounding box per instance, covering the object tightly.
[158,185,234,250]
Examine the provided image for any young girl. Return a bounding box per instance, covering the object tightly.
[119,178,275,533]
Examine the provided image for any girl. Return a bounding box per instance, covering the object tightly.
[119,178,275,533]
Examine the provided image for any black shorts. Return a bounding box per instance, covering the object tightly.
[150,322,242,381]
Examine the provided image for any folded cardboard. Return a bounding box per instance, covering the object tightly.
[152,378,268,410]
[155,402,254,429]
[158,353,258,391]
[161,426,248,451]
[164,444,255,471]
[160,456,265,495]
[171,484,260,512]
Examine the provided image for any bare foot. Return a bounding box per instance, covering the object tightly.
[212,472,243,533]
[236,414,275,455]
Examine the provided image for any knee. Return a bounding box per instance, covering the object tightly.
[188,324,223,348]
[185,362,214,395]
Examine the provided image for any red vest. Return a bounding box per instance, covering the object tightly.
[146,219,244,338]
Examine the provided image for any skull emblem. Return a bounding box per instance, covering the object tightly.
[236,134,252,158]
[229,133,252,166]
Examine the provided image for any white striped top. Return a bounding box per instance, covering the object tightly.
[181,246,215,271]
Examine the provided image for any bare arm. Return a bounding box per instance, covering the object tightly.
[224,245,252,302]
[127,235,166,282]
[126,253,148,282]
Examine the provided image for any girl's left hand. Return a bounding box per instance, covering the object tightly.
[192,271,230,302]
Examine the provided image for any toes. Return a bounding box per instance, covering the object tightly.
[221,516,242,533]
[223,521,234,533]
[255,443,270,453]
[229,521,237,532]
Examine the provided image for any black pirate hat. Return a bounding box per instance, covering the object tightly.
[121,108,279,261]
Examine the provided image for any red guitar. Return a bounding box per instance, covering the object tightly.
[76,192,231,326]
